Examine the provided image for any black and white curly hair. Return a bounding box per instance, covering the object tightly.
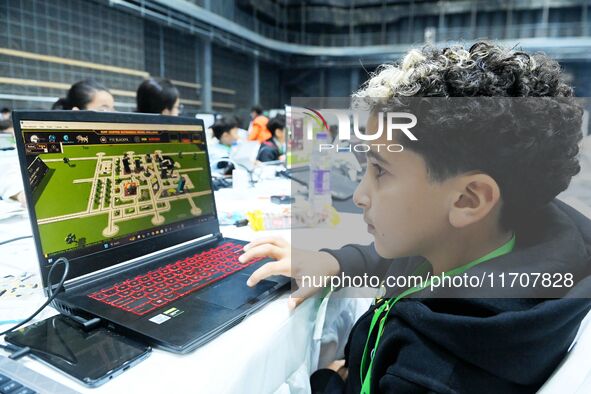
[355,41,583,230]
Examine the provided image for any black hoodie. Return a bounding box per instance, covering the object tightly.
[317,200,591,393]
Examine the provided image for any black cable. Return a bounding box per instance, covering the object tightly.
[0,235,33,246]
[0,257,69,337]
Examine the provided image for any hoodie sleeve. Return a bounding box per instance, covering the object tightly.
[320,243,393,281]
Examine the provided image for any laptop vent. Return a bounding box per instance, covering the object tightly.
[52,300,74,316]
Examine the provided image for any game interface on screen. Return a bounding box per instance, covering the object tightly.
[20,122,214,261]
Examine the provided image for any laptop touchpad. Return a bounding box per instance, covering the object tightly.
[194,273,277,310]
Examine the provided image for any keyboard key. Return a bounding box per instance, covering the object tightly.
[0,380,22,393]
[163,294,179,301]
[104,294,121,303]
[133,303,157,314]
[175,272,224,295]
[125,298,150,309]
[113,297,134,307]
[13,387,36,394]
[0,375,9,385]
[147,292,162,300]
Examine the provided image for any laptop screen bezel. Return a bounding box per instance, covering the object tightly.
[12,110,221,289]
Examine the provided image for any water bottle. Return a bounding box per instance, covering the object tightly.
[308,132,332,215]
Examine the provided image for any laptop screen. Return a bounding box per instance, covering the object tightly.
[18,116,216,266]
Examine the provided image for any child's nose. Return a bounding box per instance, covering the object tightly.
[353,183,370,209]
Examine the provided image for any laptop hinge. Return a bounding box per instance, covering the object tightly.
[64,234,219,292]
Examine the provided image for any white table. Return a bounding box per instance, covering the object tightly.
[0,177,372,394]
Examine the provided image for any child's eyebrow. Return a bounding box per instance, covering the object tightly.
[366,150,388,165]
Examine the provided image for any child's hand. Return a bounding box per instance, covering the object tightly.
[239,236,340,309]
[10,191,26,207]
[327,359,348,381]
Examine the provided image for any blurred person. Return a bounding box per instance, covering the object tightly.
[0,119,13,135]
[208,119,239,175]
[257,115,286,162]
[1,107,11,121]
[52,79,114,111]
[232,114,249,140]
[247,105,270,143]
[136,78,181,116]
[0,117,23,206]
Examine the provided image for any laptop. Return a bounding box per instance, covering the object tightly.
[0,355,80,394]
[12,111,289,353]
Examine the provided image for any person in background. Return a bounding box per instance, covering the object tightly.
[3,79,114,206]
[52,79,114,111]
[232,115,249,141]
[136,78,181,116]
[257,115,286,162]
[0,119,13,135]
[247,105,270,143]
[1,107,11,121]
[208,119,239,175]
[0,112,23,206]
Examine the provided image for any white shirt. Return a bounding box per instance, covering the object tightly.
[0,148,24,201]
[208,140,233,175]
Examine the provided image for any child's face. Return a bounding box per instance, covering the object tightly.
[353,115,456,259]
[221,128,239,146]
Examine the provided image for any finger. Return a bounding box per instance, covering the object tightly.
[243,235,289,251]
[247,261,290,287]
[239,243,285,264]
[287,285,321,310]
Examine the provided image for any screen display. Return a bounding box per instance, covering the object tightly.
[5,315,150,385]
[19,119,215,263]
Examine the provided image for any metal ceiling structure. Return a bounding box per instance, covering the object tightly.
[109,0,591,68]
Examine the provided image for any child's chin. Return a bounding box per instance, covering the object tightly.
[374,242,397,259]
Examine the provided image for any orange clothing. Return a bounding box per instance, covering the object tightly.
[248,115,270,143]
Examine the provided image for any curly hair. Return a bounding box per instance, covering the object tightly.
[354,41,583,230]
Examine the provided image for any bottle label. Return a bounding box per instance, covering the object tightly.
[313,169,330,194]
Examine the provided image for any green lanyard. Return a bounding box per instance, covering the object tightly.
[359,234,516,394]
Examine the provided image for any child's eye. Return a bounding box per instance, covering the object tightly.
[372,163,386,178]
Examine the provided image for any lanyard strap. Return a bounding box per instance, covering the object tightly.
[359,234,516,394]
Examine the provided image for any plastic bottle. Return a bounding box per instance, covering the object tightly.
[308,132,332,215]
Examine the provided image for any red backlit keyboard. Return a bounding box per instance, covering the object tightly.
[88,241,261,316]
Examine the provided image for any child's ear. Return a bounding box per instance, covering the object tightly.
[449,174,500,228]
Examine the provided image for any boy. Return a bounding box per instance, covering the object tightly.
[208,119,239,175]
[257,115,286,162]
[248,105,270,143]
[239,42,591,393]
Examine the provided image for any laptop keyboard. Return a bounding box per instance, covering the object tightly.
[88,241,261,316]
[0,373,36,394]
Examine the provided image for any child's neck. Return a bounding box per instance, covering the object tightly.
[427,225,513,275]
